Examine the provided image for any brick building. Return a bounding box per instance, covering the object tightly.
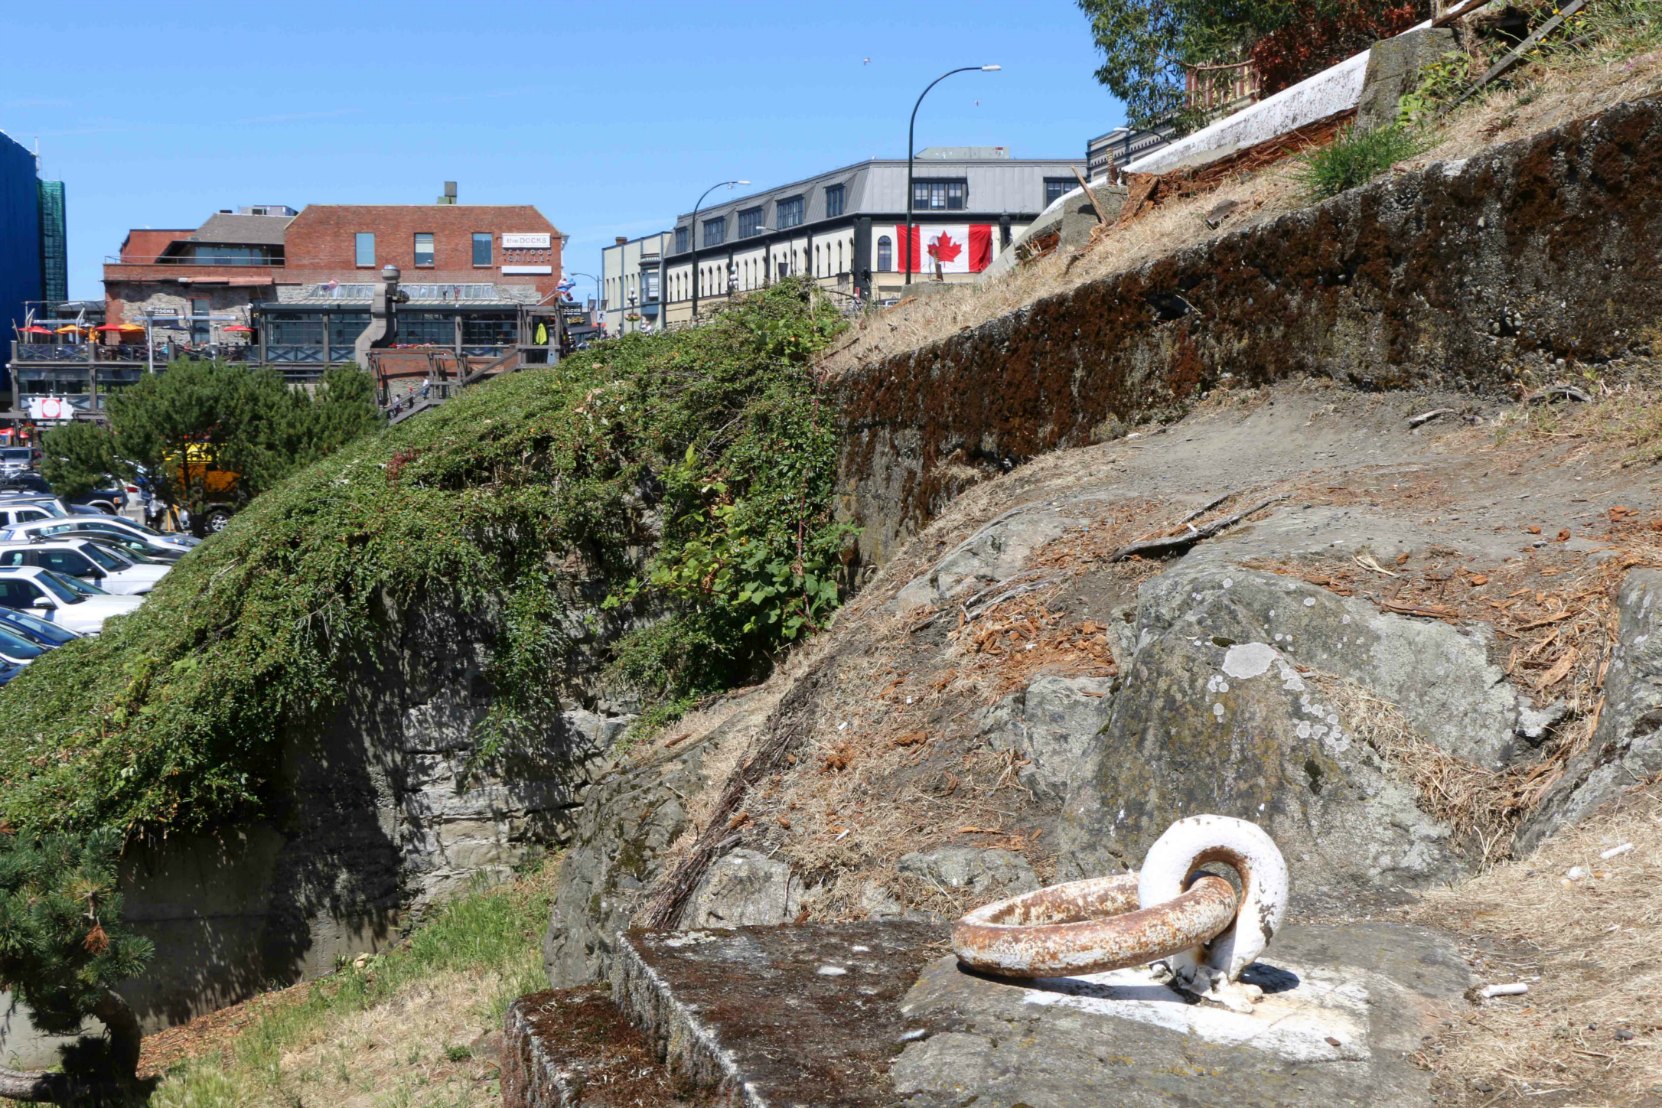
[261,204,561,364]
[8,194,563,420]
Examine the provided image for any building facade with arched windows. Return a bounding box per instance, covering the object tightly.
[618,147,1074,326]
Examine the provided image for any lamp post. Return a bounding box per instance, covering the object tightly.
[689,178,750,322]
[905,64,1000,285]
[566,271,601,307]
[565,270,601,335]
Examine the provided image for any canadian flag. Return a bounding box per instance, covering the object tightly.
[895,223,993,274]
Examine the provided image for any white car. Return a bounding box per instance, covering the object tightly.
[0,501,58,528]
[0,514,199,551]
[0,566,143,635]
[0,539,170,595]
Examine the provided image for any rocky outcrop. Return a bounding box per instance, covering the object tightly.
[543,701,759,988]
[1058,626,1459,913]
[121,605,628,1032]
[685,849,804,928]
[896,846,1039,900]
[978,676,1116,802]
[891,922,1471,1107]
[1136,563,1549,769]
[1522,568,1662,848]
[1054,562,1576,908]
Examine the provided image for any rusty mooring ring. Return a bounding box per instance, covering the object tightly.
[951,815,1288,982]
[951,871,1239,979]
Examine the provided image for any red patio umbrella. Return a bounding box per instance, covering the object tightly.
[22,325,52,335]
[223,324,254,333]
[95,323,127,333]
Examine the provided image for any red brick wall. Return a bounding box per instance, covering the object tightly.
[117,229,193,264]
[283,206,563,300]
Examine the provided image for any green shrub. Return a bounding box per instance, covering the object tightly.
[1296,122,1424,200]
[0,280,849,1067]
[1397,50,1479,125]
[0,280,845,840]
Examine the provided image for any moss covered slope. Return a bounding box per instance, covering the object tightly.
[0,282,846,840]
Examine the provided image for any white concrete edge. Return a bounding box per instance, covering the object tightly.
[1124,20,1434,177]
[980,20,1435,284]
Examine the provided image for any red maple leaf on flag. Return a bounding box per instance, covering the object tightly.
[926,232,962,263]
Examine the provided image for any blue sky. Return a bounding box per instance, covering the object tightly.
[1,0,1123,301]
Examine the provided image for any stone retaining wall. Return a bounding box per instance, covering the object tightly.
[834,97,1662,563]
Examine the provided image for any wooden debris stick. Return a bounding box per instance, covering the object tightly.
[1381,600,1461,621]
[1108,495,1288,562]
[1175,491,1235,528]
[962,578,1059,623]
[1408,408,1454,428]
[1448,0,1589,110]
[1071,165,1112,227]
[1432,0,1490,27]
[1526,383,1592,405]
[1354,553,1400,577]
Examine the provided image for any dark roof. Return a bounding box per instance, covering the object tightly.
[191,212,292,246]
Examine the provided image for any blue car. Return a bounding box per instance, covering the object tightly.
[0,625,48,666]
[0,662,21,687]
[0,606,81,647]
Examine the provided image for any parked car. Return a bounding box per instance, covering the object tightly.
[69,474,153,517]
[0,566,143,635]
[0,623,49,666]
[0,446,38,476]
[86,536,184,565]
[0,515,199,552]
[0,539,170,595]
[0,662,23,687]
[0,605,83,647]
[166,448,243,534]
[0,501,58,528]
[37,529,187,565]
[0,473,52,496]
[0,495,115,524]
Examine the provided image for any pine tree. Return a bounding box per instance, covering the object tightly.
[0,828,153,1102]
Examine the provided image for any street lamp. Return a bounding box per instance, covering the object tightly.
[905,64,1000,285]
[689,178,750,321]
[566,270,601,307]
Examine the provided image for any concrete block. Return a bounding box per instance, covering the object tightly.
[1357,26,1460,131]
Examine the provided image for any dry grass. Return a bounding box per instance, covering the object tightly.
[145,865,555,1107]
[816,42,1662,379]
[1415,786,1662,1105]
[1312,674,1525,863]
[1484,378,1662,468]
[264,969,515,1108]
[817,169,1309,378]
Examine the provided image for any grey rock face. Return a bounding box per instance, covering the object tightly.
[1522,569,1662,847]
[896,846,1039,901]
[542,704,755,987]
[0,600,635,1068]
[893,501,1089,610]
[541,750,696,988]
[685,849,804,928]
[979,674,1115,802]
[1058,620,1460,913]
[1138,563,1539,768]
[891,922,1471,1107]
